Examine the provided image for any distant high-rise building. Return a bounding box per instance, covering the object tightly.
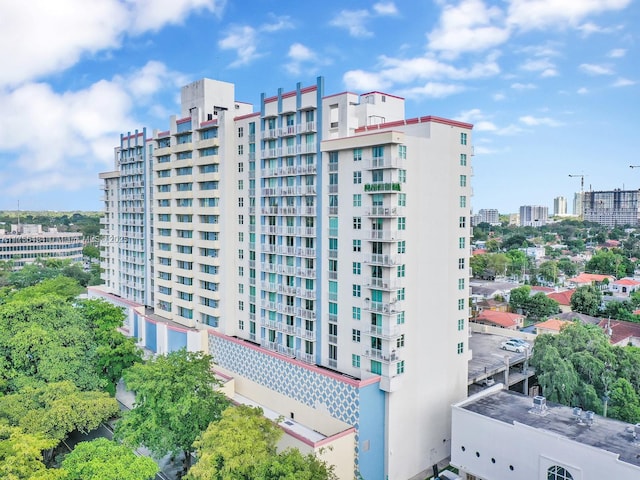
[553,196,567,216]
[582,189,640,227]
[519,205,548,227]
[573,192,583,217]
[0,224,83,268]
[478,208,500,225]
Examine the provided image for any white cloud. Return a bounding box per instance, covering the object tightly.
[0,61,181,196]
[519,115,563,127]
[577,87,589,94]
[612,77,635,87]
[218,26,261,67]
[0,0,223,88]
[260,14,294,33]
[330,9,372,37]
[608,48,626,58]
[455,109,497,131]
[397,82,466,99]
[579,63,614,75]
[495,124,526,135]
[507,0,631,30]
[511,83,537,90]
[427,0,510,58]
[330,2,400,38]
[372,2,398,16]
[343,70,392,92]
[284,43,329,76]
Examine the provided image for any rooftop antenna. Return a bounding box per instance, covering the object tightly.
[568,174,587,220]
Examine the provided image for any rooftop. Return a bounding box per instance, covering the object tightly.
[460,389,640,468]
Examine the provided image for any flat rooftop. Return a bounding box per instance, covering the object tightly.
[461,389,640,467]
[468,332,533,385]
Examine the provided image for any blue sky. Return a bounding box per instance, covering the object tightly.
[0,0,637,214]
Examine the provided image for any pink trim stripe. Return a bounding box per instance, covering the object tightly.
[157,130,170,138]
[355,115,473,132]
[234,112,260,121]
[200,119,218,127]
[176,117,191,124]
[360,90,405,100]
[264,85,318,104]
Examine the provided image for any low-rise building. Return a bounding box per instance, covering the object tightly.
[0,224,83,268]
[452,388,640,480]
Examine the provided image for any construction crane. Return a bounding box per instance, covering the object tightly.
[569,174,587,220]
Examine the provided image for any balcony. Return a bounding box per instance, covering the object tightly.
[261,129,278,140]
[277,344,296,357]
[363,349,399,362]
[277,245,297,256]
[296,328,315,340]
[364,206,403,217]
[299,289,316,300]
[261,243,277,253]
[297,121,316,134]
[365,277,401,291]
[297,351,315,364]
[365,230,404,242]
[297,164,316,174]
[261,149,278,158]
[362,253,399,266]
[364,182,402,193]
[364,323,403,339]
[277,304,296,315]
[280,125,297,137]
[364,298,402,314]
[363,156,404,170]
[277,284,299,295]
[297,308,316,320]
[296,267,316,278]
[260,300,277,311]
[280,323,296,335]
[261,282,278,292]
[297,247,315,257]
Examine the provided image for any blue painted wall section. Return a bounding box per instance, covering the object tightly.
[357,382,386,480]
[145,320,157,352]
[167,328,187,352]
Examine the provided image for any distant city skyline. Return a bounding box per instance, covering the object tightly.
[0,1,638,213]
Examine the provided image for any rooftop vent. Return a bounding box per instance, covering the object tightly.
[530,395,548,416]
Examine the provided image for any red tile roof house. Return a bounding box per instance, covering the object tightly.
[473,310,524,331]
[546,289,576,313]
[597,318,640,347]
[535,318,571,335]
[610,278,640,297]
[567,273,616,291]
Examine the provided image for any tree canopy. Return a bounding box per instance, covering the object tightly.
[570,285,603,317]
[114,349,229,470]
[61,438,158,480]
[0,426,64,480]
[186,405,336,480]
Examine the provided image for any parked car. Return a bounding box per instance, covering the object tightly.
[481,376,495,387]
[500,340,525,353]
[509,338,530,348]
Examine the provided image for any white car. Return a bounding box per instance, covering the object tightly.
[500,340,525,353]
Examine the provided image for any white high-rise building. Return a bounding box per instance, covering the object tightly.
[98,130,153,306]
[553,196,567,216]
[519,205,548,227]
[94,78,473,480]
[573,192,583,217]
[582,189,640,227]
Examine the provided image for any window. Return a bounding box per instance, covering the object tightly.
[458,298,465,310]
[238,215,244,225]
[157,184,170,193]
[157,228,171,236]
[176,214,192,223]
[460,132,467,145]
[158,257,171,266]
[397,334,405,348]
[352,354,361,368]
[176,245,192,254]
[200,215,219,224]
[547,466,573,480]
[238,301,244,311]
[200,280,219,291]
[177,151,192,160]
[353,148,362,161]
[370,360,382,375]
[201,314,219,327]
[200,147,218,156]
[458,278,465,290]
[199,181,218,190]
[238,266,244,276]
[238,145,244,155]
[200,231,219,241]
[176,167,192,176]
[397,265,405,278]
[177,276,193,286]
[352,329,361,342]
[201,128,217,140]
[238,320,244,330]
[353,262,361,275]
[176,198,192,207]
[177,260,193,270]
[353,217,361,230]
[458,258,465,270]
[458,318,465,331]
[178,291,193,301]
[398,145,406,159]
[397,241,406,254]
[157,154,170,163]
[199,164,218,174]
[176,229,192,238]
[459,216,466,228]
[397,288,405,301]
[397,312,405,324]
[238,249,244,260]
[238,127,244,138]
[353,171,362,184]
[158,286,172,295]
[457,342,464,354]
[352,307,361,320]
[353,194,362,207]
[157,169,170,178]
[399,169,407,183]
[459,196,467,208]
[201,264,218,275]
[157,242,171,251]
[353,285,361,297]
[398,217,406,230]
[353,240,361,252]
[238,180,244,190]
[158,213,170,222]
[199,198,219,207]
[158,199,170,207]
[176,182,192,191]
[396,361,405,375]
[398,193,406,206]
[329,344,337,361]
[177,307,193,319]
[460,175,467,187]
[460,153,467,166]
[459,237,466,249]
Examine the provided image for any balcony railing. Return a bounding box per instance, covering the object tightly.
[365,277,401,290]
[364,299,402,314]
[365,230,404,241]
[364,206,403,217]
[362,253,399,266]
[364,349,399,362]
[363,156,404,170]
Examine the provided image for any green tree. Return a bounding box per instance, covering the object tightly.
[557,257,577,277]
[526,293,559,320]
[82,244,100,259]
[61,438,158,480]
[585,249,634,278]
[0,426,65,480]
[508,285,530,313]
[0,381,119,443]
[538,261,558,284]
[485,238,500,252]
[570,285,603,316]
[9,276,83,302]
[602,300,635,322]
[607,378,640,423]
[187,405,336,480]
[115,350,229,471]
[533,345,580,405]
